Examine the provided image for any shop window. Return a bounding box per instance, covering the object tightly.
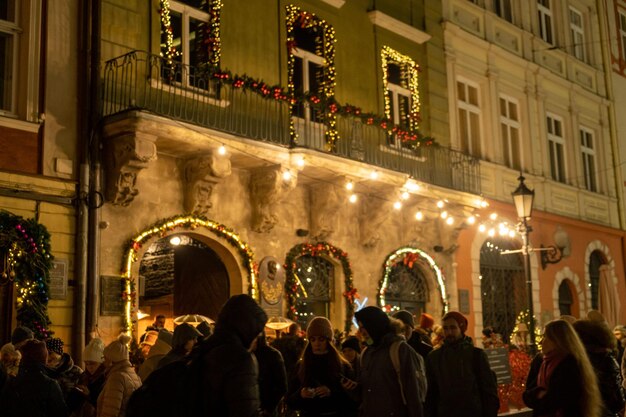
[294,255,333,328]
[538,0,554,45]
[580,127,597,192]
[384,261,429,316]
[480,238,525,344]
[457,79,482,157]
[558,280,573,316]
[547,114,566,183]
[589,250,605,310]
[500,95,521,170]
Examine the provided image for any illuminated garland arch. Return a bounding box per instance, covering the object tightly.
[0,211,53,339]
[379,247,448,314]
[286,5,339,151]
[121,215,258,332]
[284,242,357,332]
[381,46,421,133]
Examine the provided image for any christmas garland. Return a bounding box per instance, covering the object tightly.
[379,247,448,314]
[381,46,421,132]
[0,210,53,339]
[284,242,357,332]
[120,215,258,332]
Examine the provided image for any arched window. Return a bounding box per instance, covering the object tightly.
[294,255,333,328]
[558,280,573,316]
[384,262,429,316]
[589,250,605,310]
[480,238,525,343]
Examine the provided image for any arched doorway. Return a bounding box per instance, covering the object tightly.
[138,235,230,327]
[480,238,525,343]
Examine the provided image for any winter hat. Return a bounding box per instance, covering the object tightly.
[45,337,64,356]
[442,311,468,334]
[196,321,212,338]
[157,329,174,346]
[104,333,131,363]
[19,339,48,365]
[392,310,415,329]
[141,330,159,346]
[306,317,333,340]
[419,313,435,330]
[341,336,361,353]
[587,310,607,323]
[216,294,268,348]
[354,306,391,345]
[172,323,202,349]
[83,338,105,363]
[11,326,34,346]
[1,343,20,360]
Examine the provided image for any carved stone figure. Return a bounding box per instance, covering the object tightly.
[250,165,297,233]
[310,183,342,241]
[183,153,231,215]
[359,195,392,247]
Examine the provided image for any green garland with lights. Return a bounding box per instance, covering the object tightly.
[284,242,357,332]
[0,210,54,339]
[120,215,258,332]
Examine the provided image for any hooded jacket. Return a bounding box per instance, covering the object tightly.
[138,339,172,382]
[425,336,499,417]
[96,359,142,417]
[45,353,83,402]
[199,294,268,417]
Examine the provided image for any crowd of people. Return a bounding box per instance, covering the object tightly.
[2,299,626,417]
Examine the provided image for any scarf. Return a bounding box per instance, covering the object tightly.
[537,351,566,389]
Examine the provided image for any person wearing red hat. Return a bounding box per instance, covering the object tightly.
[424,311,499,417]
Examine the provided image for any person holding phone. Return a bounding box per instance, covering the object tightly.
[286,317,358,417]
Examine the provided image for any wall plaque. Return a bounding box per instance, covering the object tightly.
[259,256,285,318]
[49,260,68,300]
[100,275,125,316]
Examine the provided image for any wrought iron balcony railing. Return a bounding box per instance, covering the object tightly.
[102,51,480,195]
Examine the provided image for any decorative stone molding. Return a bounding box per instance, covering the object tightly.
[249,165,297,233]
[368,10,431,44]
[183,152,232,216]
[104,132,157,206]
[359,195,392,247]
[552,267,585,318]
[310,183,341,241]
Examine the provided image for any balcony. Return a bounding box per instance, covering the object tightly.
[101,51,480,195]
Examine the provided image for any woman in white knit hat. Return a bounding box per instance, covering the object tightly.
[97,334,141,417]
[68,338,106,417]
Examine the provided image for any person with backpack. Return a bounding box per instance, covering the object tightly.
[353,306,424,417]
[424,311,499,417]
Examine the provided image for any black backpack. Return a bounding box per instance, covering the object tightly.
[126,356,204,417]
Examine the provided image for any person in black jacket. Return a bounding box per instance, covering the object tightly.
[523,319,602,417]
[393,310,433,360]
[573,319,625,417]
[253,331,288,416]
[0,339,68,417]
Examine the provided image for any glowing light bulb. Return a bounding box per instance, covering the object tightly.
[169,236,181,246]
[478,224,487,233]
[467,215,476,225]
[440,211,448,219]
[393,201,402,210]
[370,170,379,180]
[346,181,354,191]
[296,156,305,167]
[488,228,496,237]
[415,211,424,221]
[446,217,454,225]
[401,191,410,200]
[405,181,420,192]
[349,194,358,203]
[436,200,445,209]
[508,230,516,238]
[218,145,227,155]
[282,170,292,181]
[489,212,498,221]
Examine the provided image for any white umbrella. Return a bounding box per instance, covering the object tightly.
[265,316,294,331]
[173,314,215,326]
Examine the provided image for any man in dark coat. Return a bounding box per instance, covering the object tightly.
[393,310,433,360]
[199,294,269,417]
[355,306,424,417]
[425,311,499,417]
[272,323,306,378]
[0,339,68,417]
[253,332,288,416]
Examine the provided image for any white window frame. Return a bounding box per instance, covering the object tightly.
[292,47,326,123]
[0,2,19,116]
[387,77,411,148]
[579,126,597,192]
[619,11,626,59]
[499,95,521,170]
[457,78,482,157]
[538,0,554,44]
[569,7,586,62]
[546,113,567,183]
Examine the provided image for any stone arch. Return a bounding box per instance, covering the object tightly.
[584,240,618,318]
[470,224,540,338]
[121,216,258,332]
[552,267,584,318]
[379,247,448,317]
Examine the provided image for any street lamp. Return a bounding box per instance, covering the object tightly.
[511,174,536,353]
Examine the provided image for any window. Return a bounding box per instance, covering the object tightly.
[381,47,420,148]
[619,12,626,59]
[294,255,333,328]
[588,251,605,310]
[292,33,326,123]
[546,115,566,183]
[537,0,553,44]
[0,1,17,114]
[558,281,573,316]
[160,1,218,89]
[569,7,585,61]
[384,261,429,317]
[500,96,521,170]
[580,127,597,192]
[457,79,482,156]
[495,0,513,23]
